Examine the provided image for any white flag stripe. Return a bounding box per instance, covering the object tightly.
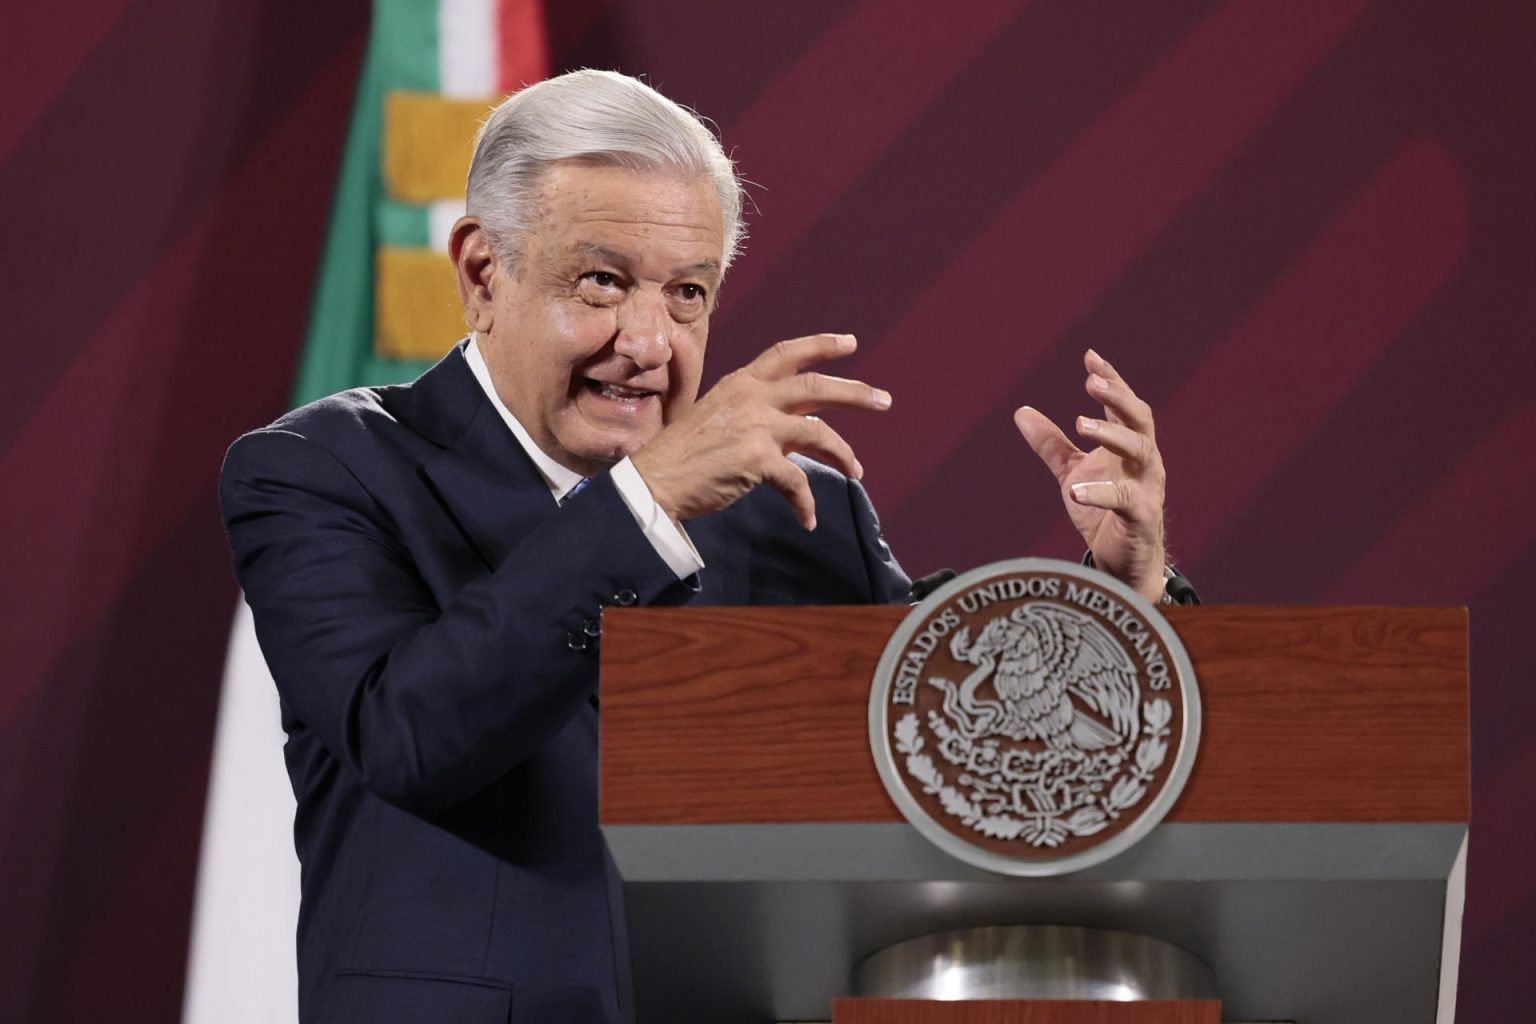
[181,602,300,1024]
[430,198,468,252]
[439,0,498,98]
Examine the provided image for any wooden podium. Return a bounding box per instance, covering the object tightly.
[599,606,1467,1023]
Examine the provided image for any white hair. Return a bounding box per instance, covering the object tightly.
[466,69,746,272]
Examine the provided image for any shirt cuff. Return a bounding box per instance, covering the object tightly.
[610,458,705,579]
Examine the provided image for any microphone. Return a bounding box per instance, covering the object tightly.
[1164,568,1201,606]
[907,568,957,603]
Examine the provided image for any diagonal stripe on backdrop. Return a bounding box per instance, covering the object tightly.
[720,0,1031,307]
[0,0,133,164]
[0,41,367,729]
[1327,402,1536,604]
[1025,139,1469,565]
[39,762,209,1022]
[850,0,1372,517]
[1460,742,1536,954]
[0,5,366,451]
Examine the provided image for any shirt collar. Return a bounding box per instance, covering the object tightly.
[464,336,585,504]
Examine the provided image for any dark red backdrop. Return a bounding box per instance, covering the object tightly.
[3,1,1532,1020]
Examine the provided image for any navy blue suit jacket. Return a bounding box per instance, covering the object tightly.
[219,343,910,1023]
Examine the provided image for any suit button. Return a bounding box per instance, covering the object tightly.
[566,631,589,652]
[613,588,638,607]
[582,617,602,637]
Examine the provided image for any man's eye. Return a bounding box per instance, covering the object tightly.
[585,272,619,288]
[676,283,705,302]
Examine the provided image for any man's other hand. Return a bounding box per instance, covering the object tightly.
[1014,349,1168,604]
[631,333,891,530]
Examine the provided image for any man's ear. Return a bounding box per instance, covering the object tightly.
[450,216,498,333]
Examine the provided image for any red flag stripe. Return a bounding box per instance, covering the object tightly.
[496,0,551,92]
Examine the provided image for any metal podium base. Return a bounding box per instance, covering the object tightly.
[849,926,1218,1002]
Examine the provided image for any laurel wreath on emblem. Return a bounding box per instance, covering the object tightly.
[891,603,1175,848]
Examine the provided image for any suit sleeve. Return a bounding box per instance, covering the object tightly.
[846,476,912,605]
[220,427,686,818]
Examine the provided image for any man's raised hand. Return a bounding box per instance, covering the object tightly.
[631,334,891,530]
[1014,349,1168,604]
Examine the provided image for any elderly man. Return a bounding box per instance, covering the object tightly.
[221,70,1175,1024]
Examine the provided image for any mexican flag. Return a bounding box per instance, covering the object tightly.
[181,3,548,1020]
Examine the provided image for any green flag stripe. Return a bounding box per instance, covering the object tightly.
[375,0,441,93]
[291,0,448,408]
[377,200,432,249]
[291,39,383,408]
[360,353,437,384]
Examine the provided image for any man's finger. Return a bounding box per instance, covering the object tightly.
[772,372,892,415]
[1069,478,1150,521]
[761,457,817,530]
[1076,416,1159,470]
[749,333,857,380]
[1014,406,1081,479]
[1084,350,1154,434]
[779,414,863,480]
[1085,348,1124,384]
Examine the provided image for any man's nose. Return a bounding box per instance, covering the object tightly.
[613,291,672,370]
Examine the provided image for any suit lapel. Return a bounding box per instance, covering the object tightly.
[399,341,751,597]
[403,342,558,572]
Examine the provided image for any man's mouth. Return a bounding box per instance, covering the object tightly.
[586,379,658,405]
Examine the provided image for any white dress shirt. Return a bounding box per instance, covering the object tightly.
[464,337,705,579]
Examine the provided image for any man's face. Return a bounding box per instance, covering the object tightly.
[463,163,725,476]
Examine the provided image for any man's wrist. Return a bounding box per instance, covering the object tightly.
[609,458,704,578]
[1080,551,1194,606]
[626,450,677,521]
